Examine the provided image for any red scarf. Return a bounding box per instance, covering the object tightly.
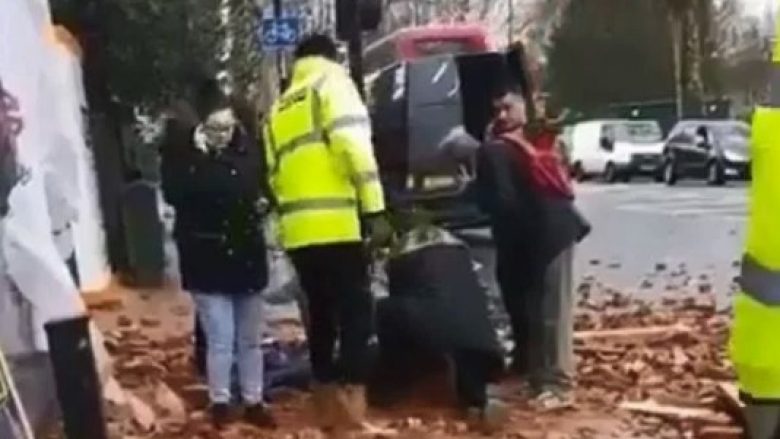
[497,127,574,199]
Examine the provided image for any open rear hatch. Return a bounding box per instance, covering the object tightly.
[370,52,512,228]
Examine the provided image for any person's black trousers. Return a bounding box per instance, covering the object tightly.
[289,242,373,384]
[496,242,574,393]
[452,349,491,409]
[495,243,532,375]
[372,331,491,410]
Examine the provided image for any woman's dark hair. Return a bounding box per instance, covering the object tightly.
[194,77,230,119]
[294,33,338,61]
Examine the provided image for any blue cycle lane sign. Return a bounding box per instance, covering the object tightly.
[261,16,301,49]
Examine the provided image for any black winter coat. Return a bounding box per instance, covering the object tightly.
[377,240,504,371]
[161,125,268,294]
[474,139,590,271]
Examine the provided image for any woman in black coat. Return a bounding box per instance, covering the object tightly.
[160,100,275,429]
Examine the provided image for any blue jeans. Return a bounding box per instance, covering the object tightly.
[192,292,265,405]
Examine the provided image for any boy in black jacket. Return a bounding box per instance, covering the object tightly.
[474,87,589,409]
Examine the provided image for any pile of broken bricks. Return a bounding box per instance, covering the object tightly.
[46,281,746,438]
[574,284,744,439]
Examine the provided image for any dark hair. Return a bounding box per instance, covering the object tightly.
[492,83,525,101]
[294,33,338,60]
[194,78,229,119]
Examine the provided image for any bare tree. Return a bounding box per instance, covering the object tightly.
[664,0,715,116]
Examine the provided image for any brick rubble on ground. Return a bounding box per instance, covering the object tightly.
[82,284,742,438]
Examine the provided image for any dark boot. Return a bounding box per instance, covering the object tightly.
[210,403,232,430]
[245,404,277,429]
[310,383,339,431]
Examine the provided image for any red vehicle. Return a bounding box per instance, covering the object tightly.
[363,23,493,74]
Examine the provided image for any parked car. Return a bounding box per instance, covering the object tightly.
[569,120,665,183]
[661,120,750,186]
[369,52,506,229]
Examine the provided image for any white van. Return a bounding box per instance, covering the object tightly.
[569,119,665,182]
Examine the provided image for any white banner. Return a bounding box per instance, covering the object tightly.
[0,0,109,354]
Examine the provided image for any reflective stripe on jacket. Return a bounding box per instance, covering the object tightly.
[729,21,780,401]
[263,56,385,249]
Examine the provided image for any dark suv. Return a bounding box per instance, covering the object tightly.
[369,53,511,229]
[661,120,750,186]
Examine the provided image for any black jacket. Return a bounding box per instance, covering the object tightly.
[377,238,503,370]
[474,139,590,270]
[161,125,268,294]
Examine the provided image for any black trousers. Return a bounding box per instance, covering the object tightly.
[373,332,491,410]
[495,247,531,375]
[289,242,373,384]
[453,350,491,408]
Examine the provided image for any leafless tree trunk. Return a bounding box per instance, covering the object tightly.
[667,0,689,118]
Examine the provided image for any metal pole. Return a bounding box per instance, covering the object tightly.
[671,17,684,120]
[44,316,108,439]
[273,0,286,92]
[346,0,365,98]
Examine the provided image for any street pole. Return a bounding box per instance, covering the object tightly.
[346,0,365,98]
[45,316,108,439]
[273,0,286,92]
[671,18,684,120]
[348,33,365,98]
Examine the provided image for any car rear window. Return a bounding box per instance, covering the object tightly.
[616,122,662,143]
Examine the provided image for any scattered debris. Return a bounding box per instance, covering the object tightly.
[140,317,162,328]
[716,382,745,419]
[698,425,744,439]
[117,315,133,327]
[573,285,742,439]
[103,376,127,406]
[65,277,744,439]
[620,400,731,425]
[154,382,187,421]
[574,323,692,342]
[127,392,157,432]
[170,305,191,317]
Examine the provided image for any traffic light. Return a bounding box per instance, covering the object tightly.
[335,0,382,41]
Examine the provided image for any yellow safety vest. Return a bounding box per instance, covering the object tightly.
[729,21,780,401]
[263,56,385,250]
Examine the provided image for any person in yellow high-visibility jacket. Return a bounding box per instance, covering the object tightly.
[262,34,392,433]
[729,15,780,439]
